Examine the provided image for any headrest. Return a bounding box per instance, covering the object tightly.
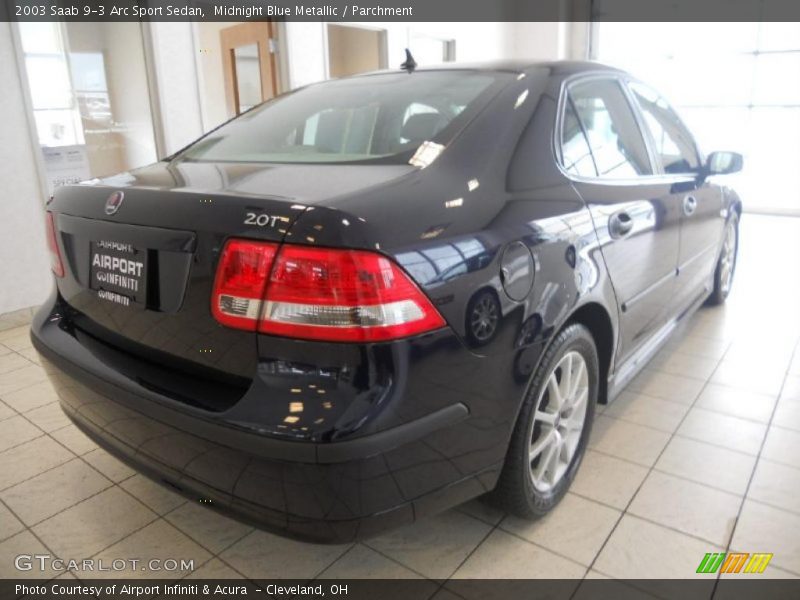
[315,110,346,152]
[401,112,445,144]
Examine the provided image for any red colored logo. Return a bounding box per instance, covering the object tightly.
[105,191,124,216]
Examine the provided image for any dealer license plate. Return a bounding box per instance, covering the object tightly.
[90,241,148,307]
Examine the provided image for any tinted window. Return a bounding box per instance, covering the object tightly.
[561,101,597,177]
[568,79,652,178]
[179,71,500,164]
[629,82,700,174]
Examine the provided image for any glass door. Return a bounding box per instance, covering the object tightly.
[220,22,278,117]
[595,22,800,216]
[17,22,158,194]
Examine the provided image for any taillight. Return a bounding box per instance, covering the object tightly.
[46,212,64,278]
[211,240,446,342]
[259,245,446,342]
[211,239,278,331]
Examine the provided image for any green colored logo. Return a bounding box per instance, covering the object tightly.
[696,552,773,574]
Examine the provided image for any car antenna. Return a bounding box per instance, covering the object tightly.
[400,48,417,72]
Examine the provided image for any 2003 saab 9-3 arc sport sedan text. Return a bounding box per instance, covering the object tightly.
[31,60,743,543]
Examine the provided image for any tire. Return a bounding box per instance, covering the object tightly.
[490,323,598,517]
[707,211,739,306]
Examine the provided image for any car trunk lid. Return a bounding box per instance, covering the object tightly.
[47,160,415,405]
[49,185,301,400]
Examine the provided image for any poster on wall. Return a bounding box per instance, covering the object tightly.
[41,144,91,193]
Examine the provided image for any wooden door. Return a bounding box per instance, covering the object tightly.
[220,22,278,117]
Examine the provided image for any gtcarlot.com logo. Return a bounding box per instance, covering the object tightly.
[696,552,773,574]
[15,554,195,573]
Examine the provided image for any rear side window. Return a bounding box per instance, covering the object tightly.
[561,100,597,177]
[629,82,700,174]
[565,79,653,178]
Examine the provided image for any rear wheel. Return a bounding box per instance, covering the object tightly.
[491,323,598,517]
[707,212,739,306]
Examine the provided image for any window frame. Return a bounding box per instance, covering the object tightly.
[553,72,699,185]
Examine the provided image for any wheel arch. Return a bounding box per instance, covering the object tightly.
[725,186,743,219]
[731,198,742,219]
[562,302,615,405]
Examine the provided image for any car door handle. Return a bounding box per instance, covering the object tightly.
[609,211,634,238]
[683,195,698,216]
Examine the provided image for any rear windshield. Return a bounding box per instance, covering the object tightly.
[177,71,505,165]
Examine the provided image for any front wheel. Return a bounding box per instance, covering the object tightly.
[490,323,598,517]
[707,212,739,306]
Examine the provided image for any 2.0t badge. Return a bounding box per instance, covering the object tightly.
[104,191,124,216]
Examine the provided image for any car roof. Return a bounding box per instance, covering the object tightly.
[352,60,625,78]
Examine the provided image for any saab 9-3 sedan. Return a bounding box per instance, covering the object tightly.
[32,60,742,542]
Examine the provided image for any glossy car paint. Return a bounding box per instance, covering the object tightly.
[31,61,741,542]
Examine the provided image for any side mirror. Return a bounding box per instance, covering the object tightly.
[705,151,743,176]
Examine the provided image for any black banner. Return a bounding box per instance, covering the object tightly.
[5,579,800,600]
[3,0,800,22]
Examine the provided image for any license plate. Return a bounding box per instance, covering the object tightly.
[90,241,148,307]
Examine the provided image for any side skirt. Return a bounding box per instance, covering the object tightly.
[606,282,711,403]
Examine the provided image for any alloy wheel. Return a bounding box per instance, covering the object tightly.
[720,220,737,294]
[528,350,589,492]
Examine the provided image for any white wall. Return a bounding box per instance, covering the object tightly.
[511,22,591,61]
[284,22,518,89]
[194,22,232,131]
[104,23,158,168]
[280,22,583,90]
[393,22,515,62]
[148,22,205,155]
[513,22,568,60]
[0,22,52,315]
[285,22,329,88]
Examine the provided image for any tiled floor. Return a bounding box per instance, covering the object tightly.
[1,214,799,583]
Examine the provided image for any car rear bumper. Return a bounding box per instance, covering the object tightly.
[31,296,503,543]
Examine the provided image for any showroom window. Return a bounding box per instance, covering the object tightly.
[16,22,159,194]
[21,24,84,149]
[595,22,800,214]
